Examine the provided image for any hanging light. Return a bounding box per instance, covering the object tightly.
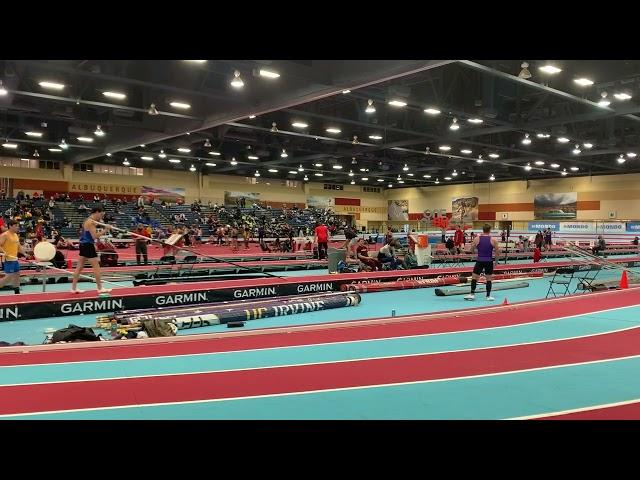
[365,99,376,114]
[351,157,357,164]
[535,161,545,166]
[570,166,580,171]
[617,155,626,164]
[281,149,288,158]
[147,103,159,115]
[550,163,560,168]
[298,164,304,172]
[435,178,440,184]
[33,149,39,157]
[572,144,581,154]
[123,158,130,166]
[388,184,393,188]
[189,164,196,172]
[230,70,244,88]
[350,180,355,185]
[352,135,359,145]
[561,169,568,175]
[94,125,105,137]
[583,143,593,149]
[439,145,452,152]
[557,137,570,143]
[489,153,500,158]
[204,139,211,147]
[348,170,354,177]
[271,122,278,132]
[254,170,260,177]
[59,139,68,149]
[627,152,637,158]
[0,80,7,96]
[452,170,458,176]
[524,163,532,171]
[423,174,431,178]
[476,155,484,164]
[106,153,112,157]
[402,164,409,171]
[598,92,610,108]
[522,133,531,145]
[489,174,495,181]
[303,175,309,181]
[449,118,459,130]
[537,133,551,139]
[460,149,472,154]
[158,150,166,159]
[230,157,238,166]
[518,62,532,79]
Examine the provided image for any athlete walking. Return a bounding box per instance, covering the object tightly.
[71,207,112,294]
[0,220,26,294]
[465,224,499,301]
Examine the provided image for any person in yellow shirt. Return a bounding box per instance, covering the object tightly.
[0,220,26,294]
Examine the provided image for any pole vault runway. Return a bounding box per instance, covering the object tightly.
[1,288,640,419]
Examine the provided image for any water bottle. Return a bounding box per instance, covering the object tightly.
[110,318,117,334]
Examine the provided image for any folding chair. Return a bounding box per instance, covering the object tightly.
[546,267,575,298]
[573,265,602,293]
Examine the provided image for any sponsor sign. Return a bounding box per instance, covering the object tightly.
[528,222,559,232]
[559,222,596,234]
[599,222,626,233]
[626,222,640,233]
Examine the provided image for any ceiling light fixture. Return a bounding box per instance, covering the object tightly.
[388,99,407,107]
[614,92,632,101]
[522,133,531,145]
[439,145,451,151]
[452,170,458,177]
[476,155,484,164]
[315,173,323,177]
[449,118,459,130]
[204,139,211,147]
[268,169,279,173]
[326,128,342,134]
[298,164,304,172]
[230,158,238,166]
[38,81,65,90]
[489,174,495,181]
[314,163,323,167]
[248,115,256,119]
[25,131,43,137]
[574,78,594,87]
[291,122,308,128]
[281,149,288,158]
[423,174,431,178]
[94,125,105,137]
[258,69,280,79]
[535,161,545,166]
[403,164,409,171]
[489,153,500,158]
[435,178,440,184]
[254,170,260,177]
[141,156,154,161]
[48,148,62,152]
[550,163,560,168]
[361,177,369,181]
[352,135,359,145]
[169,101,190,109]
[123,158,130,166]
[342,90,351,94]
[424,107,441,115]
[271,122,278,132]
[377,179,384,182]
[350,180,356,185]
[570,166,579,171]
[106,153,112,157]
[365,99,376,114]
[147,103,159,115]
[524,163,532,171]
[208,151,221,156]
[288,170,297,174]
[617,155,626,164]
[598,91,611,108]
[0,80,7,96]
[444,177,452,181]
[177,148,191,153]
[583,143,593,149]
[368,134,382,140]
[627,152,637,158]
[103,91,126,100]
[388,183,393,188]
[158,150,166,158]
[77,137,94,143]
[231,70,244,88]
[248,155,259,160]
[572,144,581,154]
[185,60,207,63]
[348,170,354,177]
[206,163,217,167]
[557,137,570,143]
[2,142,17,149]
[561,169,568,176]
[332,165,343,169]
[518,62,532,79]
[468,118,483,124]
[168,159,181,164]
[461,149,472,154]
[539,64,562,74]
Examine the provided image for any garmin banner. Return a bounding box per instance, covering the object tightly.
[627,222,640,233]
[527,222,559,232]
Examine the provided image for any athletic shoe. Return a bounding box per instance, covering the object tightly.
[71,288,85,294]
[98,288,112,294]
[486,296,495,301]
[464,294,475,301]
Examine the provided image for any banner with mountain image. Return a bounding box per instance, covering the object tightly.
[388,200,409,221]
[534,192,577,220]
[451,196,479,224]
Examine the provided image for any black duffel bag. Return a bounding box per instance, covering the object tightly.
[51,324,101,343]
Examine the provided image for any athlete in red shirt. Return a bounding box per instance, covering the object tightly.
[454,226,465,253]
[314,222,329,260]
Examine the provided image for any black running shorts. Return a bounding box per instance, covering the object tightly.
[473,260,494,275]
[79,242,98,259]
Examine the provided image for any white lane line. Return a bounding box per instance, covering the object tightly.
[2,302,639,370]
[507,398,640,420]
[0,324,638,388]
[5,353,640,418]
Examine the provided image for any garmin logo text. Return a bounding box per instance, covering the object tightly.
[61,299,124,314]
[349,279,382,285]
[297,283,333,294]
[0,306,18,320]
[233,287,277,299]
[156,293,208,306]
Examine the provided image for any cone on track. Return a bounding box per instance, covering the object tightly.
[502,297,509,306]
[620,271,629,289]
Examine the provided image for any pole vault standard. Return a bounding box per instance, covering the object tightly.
[90,220,286,280]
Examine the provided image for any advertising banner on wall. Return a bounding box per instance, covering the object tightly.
[558,222,596,234]
[451,197,479,224]
[598,222,626,233]
[527,222,560,232]
[71,182,141,195]
[142,186,185,201]
[627,222,640,233]
[223,191,260,207]
[534,192,577,220]
[306,196,335,208]
[388,200,409,221]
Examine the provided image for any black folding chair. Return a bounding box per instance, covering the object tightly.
[573,265,602,293]
[546,267,575,298]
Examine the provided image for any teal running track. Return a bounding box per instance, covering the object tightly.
[1,288,640,419]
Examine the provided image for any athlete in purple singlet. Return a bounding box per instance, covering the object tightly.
[465,224,500,301]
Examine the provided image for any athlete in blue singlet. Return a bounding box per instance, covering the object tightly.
[71,206,112,294]
[465,223,499,301]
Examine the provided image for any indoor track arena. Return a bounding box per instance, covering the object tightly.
[1,59,640,420]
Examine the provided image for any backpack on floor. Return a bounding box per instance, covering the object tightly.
[51,324,101,343]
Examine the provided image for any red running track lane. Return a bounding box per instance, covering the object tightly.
[537,401,640,420]
[3,324,640,416]
[1,288,639,367]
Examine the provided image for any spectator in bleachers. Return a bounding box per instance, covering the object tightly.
[445,236,456,255]
[137,196,145,208]
[633,236,639,246]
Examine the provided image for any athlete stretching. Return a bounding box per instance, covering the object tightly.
[71,207,112,294]
[465,223,499,301]
[0,220,26,294]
